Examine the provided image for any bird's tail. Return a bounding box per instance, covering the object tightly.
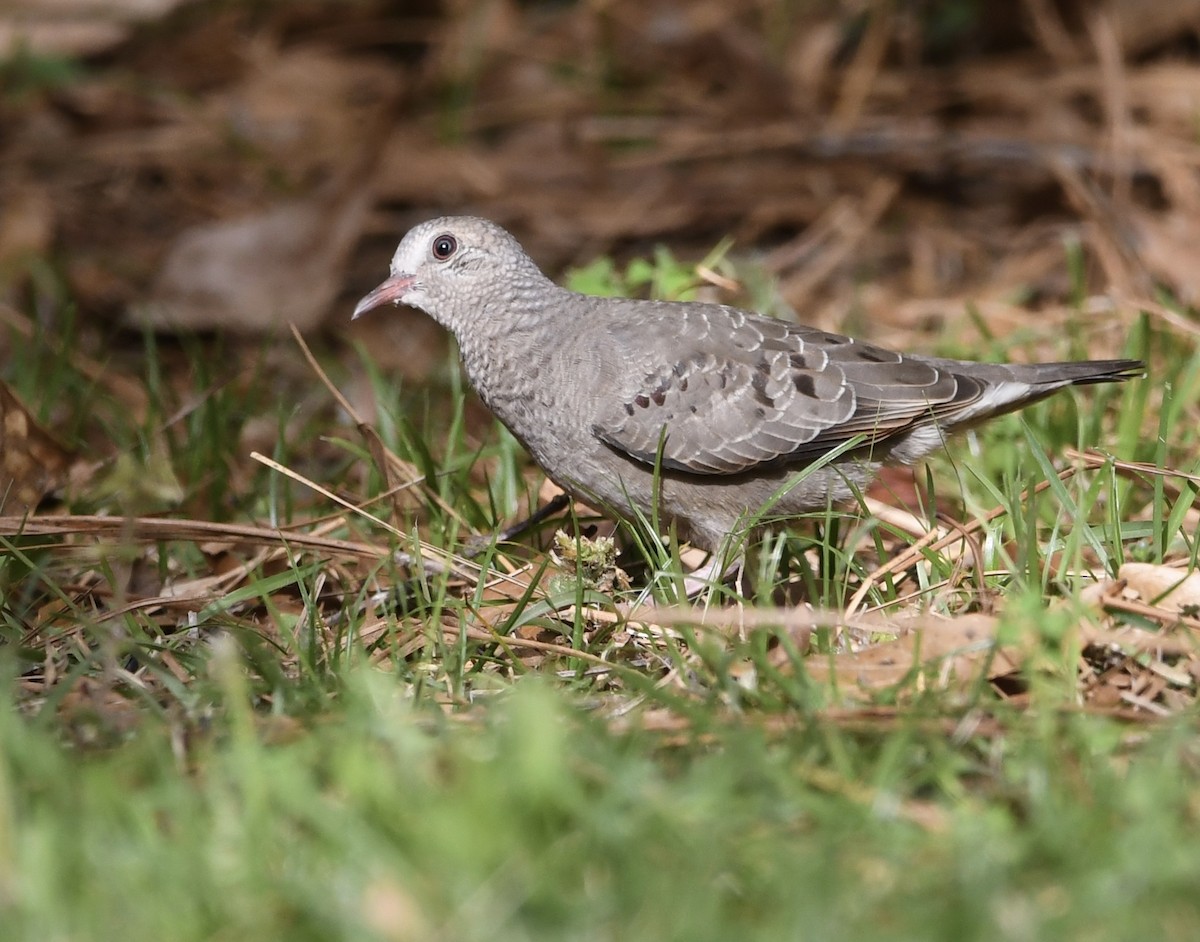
[939,357,1144,432]
[1023,359,1145,387]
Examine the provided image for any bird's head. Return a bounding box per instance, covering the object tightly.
[352,216,551,333]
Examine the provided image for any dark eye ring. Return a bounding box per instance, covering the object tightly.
[432,234,457,261]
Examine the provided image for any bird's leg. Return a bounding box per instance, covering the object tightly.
[682,529,777,600]
[682,554,724,597]
[683,554,741,597]
[495,492,571,544]
[462,492,571,558]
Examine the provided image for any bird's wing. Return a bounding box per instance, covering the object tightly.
[592,309,983,476]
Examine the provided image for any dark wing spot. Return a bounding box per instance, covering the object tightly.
[634,394,650,409]
[624,402,635,416]
[755,357,771,375]
[789,353,807,370]
[857,349,891,363]
[750,369,774,407]
[794,374,818,398]
[651,389,666,406]
[679,377,688,392]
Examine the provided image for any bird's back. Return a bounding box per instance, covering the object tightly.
[582,294,1140,476]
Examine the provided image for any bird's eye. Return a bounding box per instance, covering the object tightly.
[432,235,457,261]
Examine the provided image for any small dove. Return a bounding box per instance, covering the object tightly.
[354,217,1142,562]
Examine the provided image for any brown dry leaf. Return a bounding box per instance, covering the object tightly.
[1078,631,1197,717]
[803,613,1015,694]
[57,676,143,745]
[199,45,399,193]
[1,0,194,58]
[1118,563,1200,614]
[124,44,401,332]
[373,127,507,208]
[0,183,54,288]
[1110,0,1200,55]
[1129,209,1200,306]
[0,380,73,515]
[1077,571,1200,715]
[132,186,372,332]
[1127,63,1200,135]
[51,43,397,331]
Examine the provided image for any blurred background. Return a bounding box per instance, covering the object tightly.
[2,0,1197,511]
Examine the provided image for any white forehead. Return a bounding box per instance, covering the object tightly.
[388,216,518,273]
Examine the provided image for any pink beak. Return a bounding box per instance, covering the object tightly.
[352,273,416,320]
